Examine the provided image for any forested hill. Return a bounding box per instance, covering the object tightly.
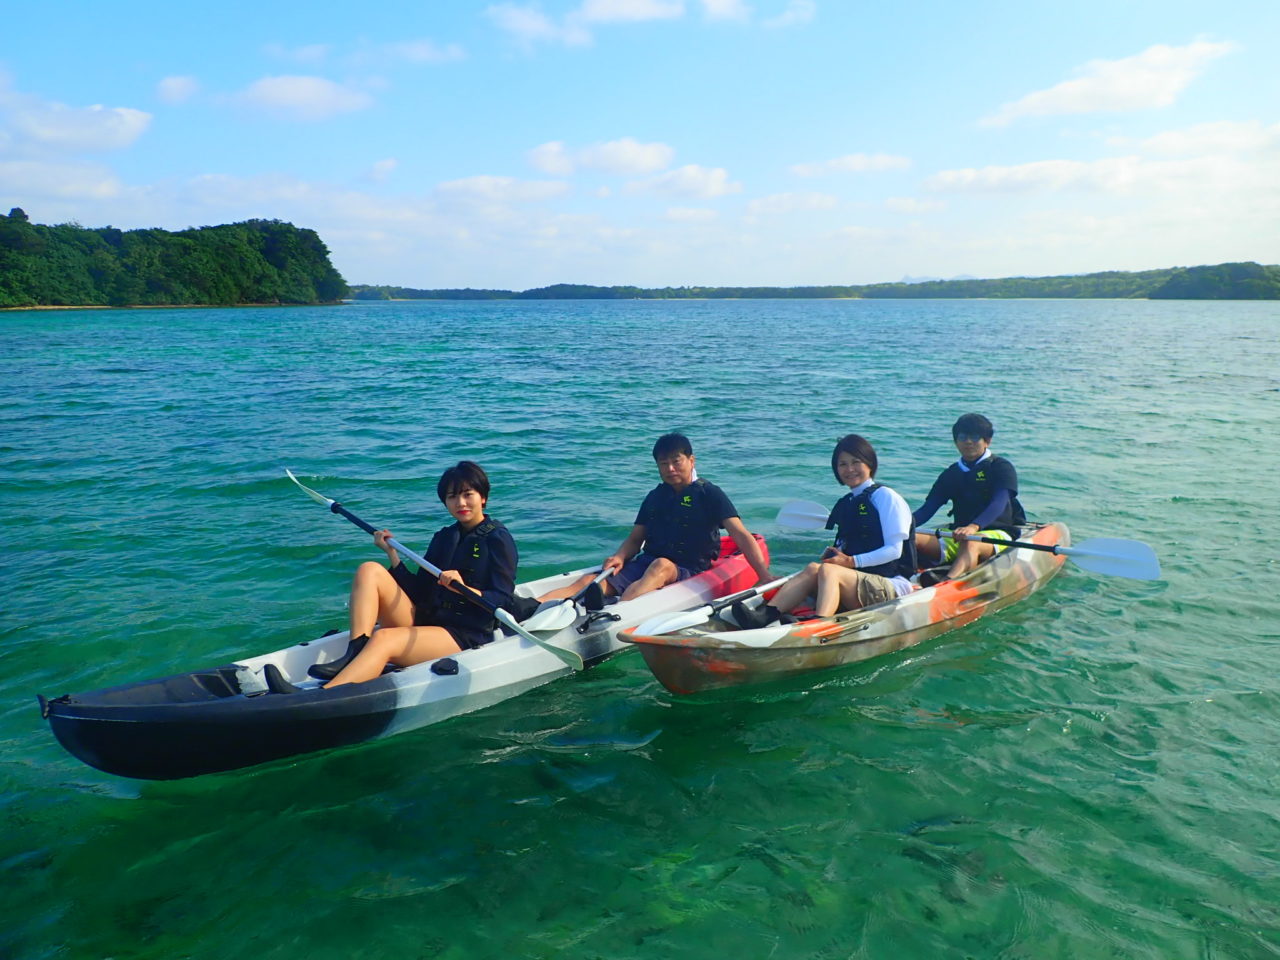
[349,261,1280,301]
[0,210,347,308]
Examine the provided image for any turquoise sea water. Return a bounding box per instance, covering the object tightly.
[2,298,1279,959]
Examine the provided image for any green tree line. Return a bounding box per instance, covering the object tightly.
[0,209,347,308]
[349,262,1280,302]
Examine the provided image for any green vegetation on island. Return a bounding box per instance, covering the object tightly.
[0,210,347,308]
[350,262,1280,302]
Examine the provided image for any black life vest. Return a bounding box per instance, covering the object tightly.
[826,484,917,579]
[949,456,1025,534]
[642,479,723,572]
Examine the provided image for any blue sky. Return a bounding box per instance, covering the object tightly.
[3,1,1277,288]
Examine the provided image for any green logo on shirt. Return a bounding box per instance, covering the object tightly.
[681,495,693,507]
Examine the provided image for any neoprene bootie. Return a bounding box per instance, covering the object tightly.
[264,663,302,695]
[308,634,369,681]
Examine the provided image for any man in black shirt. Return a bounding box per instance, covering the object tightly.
[912,413,1026,582]
[542,433,771,603]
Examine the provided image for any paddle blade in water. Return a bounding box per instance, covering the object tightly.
[1066,537,1162,581]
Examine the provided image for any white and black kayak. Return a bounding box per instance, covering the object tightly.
[38,535,766,780]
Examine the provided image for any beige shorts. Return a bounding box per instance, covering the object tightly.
[852,572,898,607]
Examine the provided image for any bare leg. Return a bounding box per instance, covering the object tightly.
[349,561,416,638]
[766,562,821,613]
[814,564,880,617]
[915,532,942,566]
[538,571,612,602]
[324,625,461,687]
[620,557,679,601]
[946,540,996,578]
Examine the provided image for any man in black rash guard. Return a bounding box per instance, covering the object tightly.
[539,433,771,603]
[911,413,1026,583]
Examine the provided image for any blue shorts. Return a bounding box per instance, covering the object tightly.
[608,554,695,595]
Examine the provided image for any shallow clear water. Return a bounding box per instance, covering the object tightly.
[2,298,1278,958]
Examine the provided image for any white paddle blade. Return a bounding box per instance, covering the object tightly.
[1065,538,1162,581]
[636,573,797,637]
[775,500,829,531]
[495,608,584,670]
[522,600,580,633]
[285,468,334,506]
[634,606,713,637]
[721,624,793,648]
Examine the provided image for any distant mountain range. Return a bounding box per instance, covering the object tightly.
[349,262,1280,302]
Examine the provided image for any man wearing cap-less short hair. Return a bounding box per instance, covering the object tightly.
[911,413,1026,584]
[539,432,771,603]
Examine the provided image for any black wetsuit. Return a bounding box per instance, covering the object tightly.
[390,517,517,648]
[912,455,1025,536]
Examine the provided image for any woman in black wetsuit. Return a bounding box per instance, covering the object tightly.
[267,461,517,692]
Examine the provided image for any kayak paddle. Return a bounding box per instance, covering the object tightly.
[775,499,1162,581]
[630,574,796,637]
[285,470,584,670]
[521,566,612,632]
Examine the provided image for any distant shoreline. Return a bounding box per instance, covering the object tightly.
[346,262,1280,302]
[0,301,346,313]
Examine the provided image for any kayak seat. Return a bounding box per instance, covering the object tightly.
[506,595,541,622]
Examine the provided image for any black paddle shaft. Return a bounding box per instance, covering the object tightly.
[927,528,1061,555]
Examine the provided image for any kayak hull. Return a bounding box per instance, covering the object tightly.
[622,524,1069,695]
[40,536,765,779]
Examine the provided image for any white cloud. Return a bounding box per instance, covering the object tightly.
[885,196,944,214]
[579,137,674,174]
[238,76,374,121]
[699,0,750,20]
[486,3,593,47]
[763,0,814,27]
[0,159,124,199]
[578,0,684,21]
[488,0,791,47]
[368,158,398,183]
[0,85,151,153]
[1119,120,1280,156]
[665,206,718,221]
[435,175,570,203]
[981,40,1236,127]
[382,39,467,64]
[628,164,741,197]
[263,43,332,64]
[157,76,199,105]
[790,153,911,176]
[746,191,837,215]
[528,141,576,175]
[926,158,1146,193]
[529,137,675,175]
